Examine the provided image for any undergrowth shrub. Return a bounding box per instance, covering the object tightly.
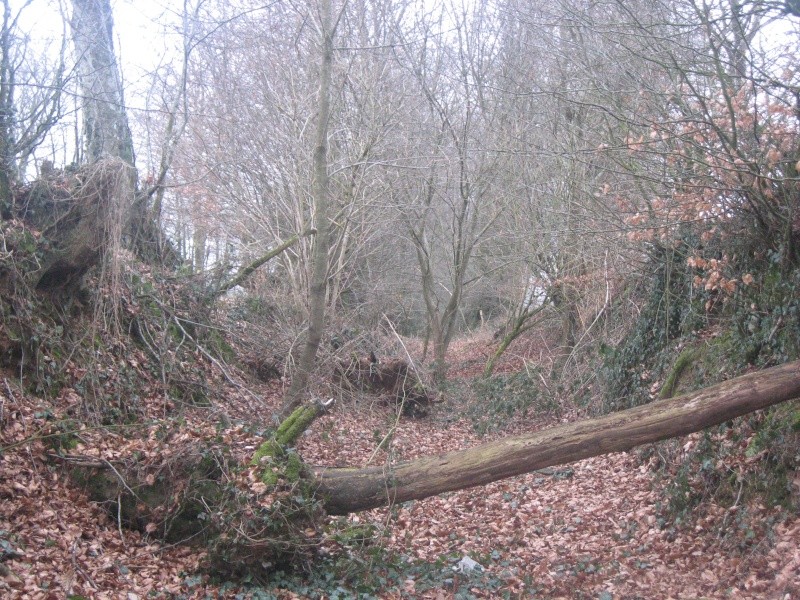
[611,227,800,533]
[467,369,556,435]
[1,214,230,423]
[600,240,703,412]
[651,405,799,542]
[207,472,324,579]
[728,255,800,367]
[213,543,515,599]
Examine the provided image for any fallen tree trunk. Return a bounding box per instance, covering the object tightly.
[316,360,800,515]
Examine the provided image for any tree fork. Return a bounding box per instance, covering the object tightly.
[315,360,800,515]
[252,404,321,464]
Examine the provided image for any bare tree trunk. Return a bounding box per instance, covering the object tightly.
[1,0,65,218]
[192,226,206,273]
[316,360,800,514]
[0,0,13,217]
[280,0,335,417]
[70,0,172,264]
[70,0,134,164]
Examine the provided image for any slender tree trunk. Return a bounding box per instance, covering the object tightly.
[316,360,800,514]
[432,330,450,383]
[192,226,206,273]
[484,302,548,377]
[280,0,334,417]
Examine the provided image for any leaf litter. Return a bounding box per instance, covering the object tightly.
[0,333,798,599]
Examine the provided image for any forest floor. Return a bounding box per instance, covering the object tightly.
[1,329,799,599]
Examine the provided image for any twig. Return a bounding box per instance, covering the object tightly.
[168,314,261,405]
[766,315,784,343]
[366,408,403,467]
[0,384,6,441]
[382,314,423,379]
[537,370,551,394]
[117,493,126,546]
[719,475,745,537]
[71,539,98,590]
[1,378,16,439]
[1,421,137,453]
[47,453,107,467]
[102,457,139,500]
[565,249,611,370]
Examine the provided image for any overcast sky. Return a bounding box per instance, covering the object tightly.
[15,0,183,107]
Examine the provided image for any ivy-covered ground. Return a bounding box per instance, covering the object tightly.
[1,325,798,599]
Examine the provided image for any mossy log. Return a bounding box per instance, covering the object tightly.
[315,360,800,514]
[65,361,800,541]
[213,228,316,299]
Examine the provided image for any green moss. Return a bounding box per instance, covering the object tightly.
[252,444,306,485]
[660,347,698,399]
[275,404,320,446]
[251,439,284,466]
[330,521,378,547]
[251,405,320,485]
[283,451,304,482]
[207,329,236,363]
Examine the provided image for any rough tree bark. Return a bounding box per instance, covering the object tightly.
[316,360,800,514]
[71,0,177,262]
[70,0,134,164]
[70,359,800,545]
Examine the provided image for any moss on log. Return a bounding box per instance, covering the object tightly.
[251,404,321,484]
[213,229,316,298]
[67,361,800,533]
[660,347,698,399]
